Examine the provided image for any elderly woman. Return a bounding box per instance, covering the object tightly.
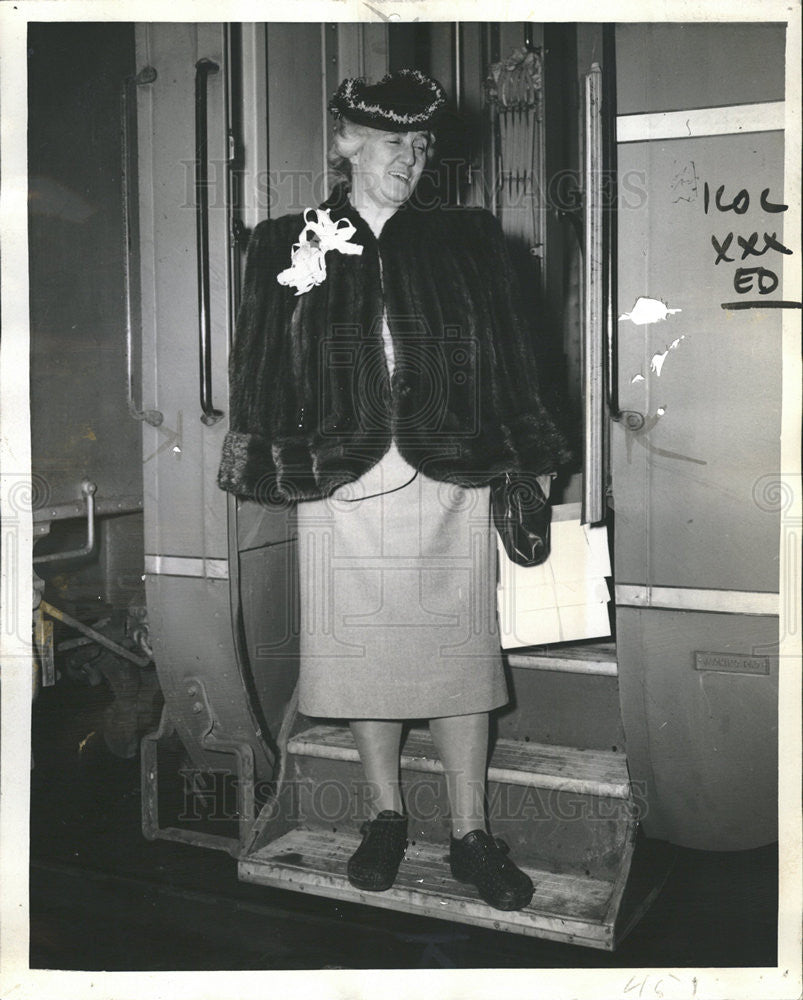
[218,69,569,911]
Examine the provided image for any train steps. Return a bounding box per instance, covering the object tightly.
[239,641,671,950]
[498,641,626,750]
[241,828,625,949]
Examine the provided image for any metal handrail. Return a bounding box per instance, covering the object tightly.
[195,58,224,426]
[121,67,163,427]
[582,66,606,526]
[582,46,645,526]
[602,26,644,434]
[33,480,97,564]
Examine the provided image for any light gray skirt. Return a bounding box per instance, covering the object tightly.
[295,442,508,719]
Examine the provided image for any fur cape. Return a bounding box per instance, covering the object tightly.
[217,187,571,503]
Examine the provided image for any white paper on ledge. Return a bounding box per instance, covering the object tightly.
[509,577,611,612]
[496,596,612,649]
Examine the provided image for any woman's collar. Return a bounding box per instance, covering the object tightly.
[318,183,411,244]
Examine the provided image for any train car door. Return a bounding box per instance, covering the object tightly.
[611,22,786,849]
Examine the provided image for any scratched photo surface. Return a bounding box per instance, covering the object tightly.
[3,8,799,1000]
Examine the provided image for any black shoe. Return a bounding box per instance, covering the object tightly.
[450,829,534,911]
[347,810,408,891]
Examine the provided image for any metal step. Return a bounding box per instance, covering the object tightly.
[239,827,620,949]
[494,668,626,751]
[506,641,617,676]
[498,641,624,750]
[288,725,630,799]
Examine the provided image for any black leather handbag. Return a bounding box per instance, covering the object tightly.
[490,472,551,567]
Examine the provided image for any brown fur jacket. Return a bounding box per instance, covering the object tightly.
[217,187,571,503]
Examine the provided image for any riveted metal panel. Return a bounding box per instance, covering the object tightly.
[136,23,231,559]
[616,606,778,849]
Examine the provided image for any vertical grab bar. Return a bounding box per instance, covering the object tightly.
[453,23,462,206]
[602,27,645,435]
[195,58,224,426]
[582,64,606,525]
[602,26,619,429]
[122,68,163,427]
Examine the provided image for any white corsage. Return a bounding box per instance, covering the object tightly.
[276,207,363,295]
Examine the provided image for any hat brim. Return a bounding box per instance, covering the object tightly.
[337,109,444,134]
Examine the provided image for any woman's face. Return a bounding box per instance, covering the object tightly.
[349,129,430,212]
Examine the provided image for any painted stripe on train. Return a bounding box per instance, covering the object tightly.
[615,584,779,617]
[144,554,229,579]
[617,102,785,143]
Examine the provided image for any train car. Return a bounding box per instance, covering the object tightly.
[24,18,796,953]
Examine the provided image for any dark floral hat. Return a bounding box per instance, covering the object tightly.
[328,68,448,132]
